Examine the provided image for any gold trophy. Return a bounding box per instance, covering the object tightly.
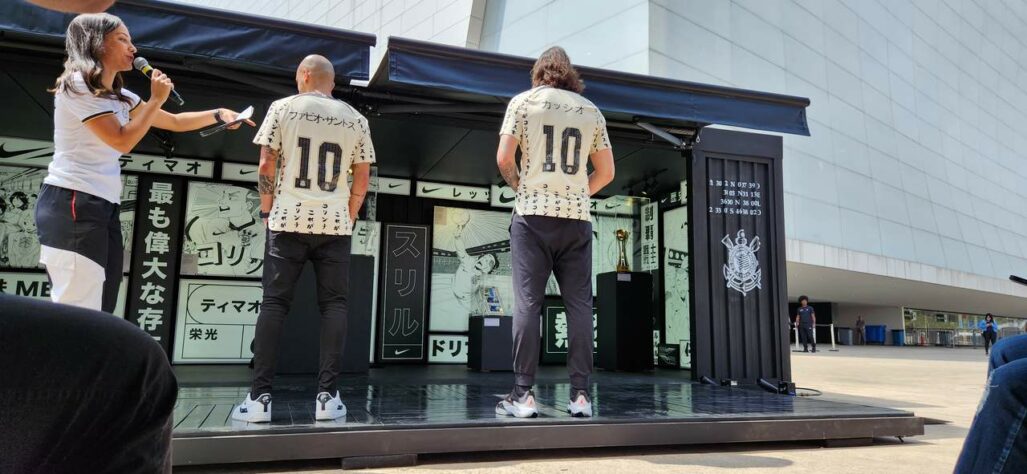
[615,229,630,272]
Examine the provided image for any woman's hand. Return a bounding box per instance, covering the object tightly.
[149,69,173,105]
[217,108,256,129]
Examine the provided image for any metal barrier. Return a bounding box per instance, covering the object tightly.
[793,324,837,351]
[900,328,1024,348]
[904,329,956,347]
[793,325,1023,351]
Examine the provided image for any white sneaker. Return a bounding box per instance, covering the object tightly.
[496,390,539,418]
[231,392,272,423]
[315,391,347,421]
[567,390,592,417]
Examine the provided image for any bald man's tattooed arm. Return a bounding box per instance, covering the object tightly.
[257,146,278,224]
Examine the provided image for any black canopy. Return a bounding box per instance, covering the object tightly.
[375,37,810,136]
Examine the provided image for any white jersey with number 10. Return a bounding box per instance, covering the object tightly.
[499,86,611,222]
[253,92,375,236]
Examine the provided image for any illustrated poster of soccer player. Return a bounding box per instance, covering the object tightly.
[429,206,515,332]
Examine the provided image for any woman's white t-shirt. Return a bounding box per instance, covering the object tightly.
[45,72,141,205]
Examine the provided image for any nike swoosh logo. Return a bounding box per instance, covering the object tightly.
[499,194,516,204]
[421,187,441,193]
[395,349,410,355]
[239,170,255,175]
[388,183,403,189]
[0,143,47,159]
[605,204,619,209]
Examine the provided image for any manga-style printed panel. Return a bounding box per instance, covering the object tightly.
[663,205,691,369]
[0,165,136,272]
[429,206,514,333]
[353,220,381,363]
[172,221,382,364]
[180,181,265,278]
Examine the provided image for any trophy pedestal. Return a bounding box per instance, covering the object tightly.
[596,271,654,372]
[467,315,513,372]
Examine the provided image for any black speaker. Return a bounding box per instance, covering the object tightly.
[277,254,374,375]
[467,315,513,371]
[596,271,654,372]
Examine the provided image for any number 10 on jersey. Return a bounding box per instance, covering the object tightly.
[542,125,582,175]
[294,136,344,192]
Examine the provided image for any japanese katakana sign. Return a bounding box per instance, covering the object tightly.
[172,279,262,363]
[428,334,468,364]
[0,136,213,178]
[379,224,428,361]
[415,181,489,203]
[120,153,214,178]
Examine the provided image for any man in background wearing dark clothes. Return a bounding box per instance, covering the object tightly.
[0,294,178,473]
[795,295,816,353]
[855,315,866,345]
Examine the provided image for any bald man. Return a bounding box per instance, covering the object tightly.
[233,55,375,423]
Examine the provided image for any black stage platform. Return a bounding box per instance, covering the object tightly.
[172,366,923,467]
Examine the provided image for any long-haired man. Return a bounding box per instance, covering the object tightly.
[495,47,615,418]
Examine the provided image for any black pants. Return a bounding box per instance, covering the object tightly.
[251,230,351,394]
[510,214,593,392]
[35,184,123,313]
[799,325,816,351]
[984,331,997,353]
[0,294,177,473]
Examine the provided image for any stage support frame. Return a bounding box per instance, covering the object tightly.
[173,415,924,466]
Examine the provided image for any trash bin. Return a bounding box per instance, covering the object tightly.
[866,325,886,344]
[892,329,905,346]
[837,328,853,345]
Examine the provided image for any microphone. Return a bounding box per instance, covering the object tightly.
[133,57,184,106]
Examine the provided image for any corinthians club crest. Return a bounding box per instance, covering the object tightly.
[722,229,761,295]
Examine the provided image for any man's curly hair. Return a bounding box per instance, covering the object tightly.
[531,46,584,93]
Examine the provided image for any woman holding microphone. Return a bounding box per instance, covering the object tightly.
[37,12,253,312]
